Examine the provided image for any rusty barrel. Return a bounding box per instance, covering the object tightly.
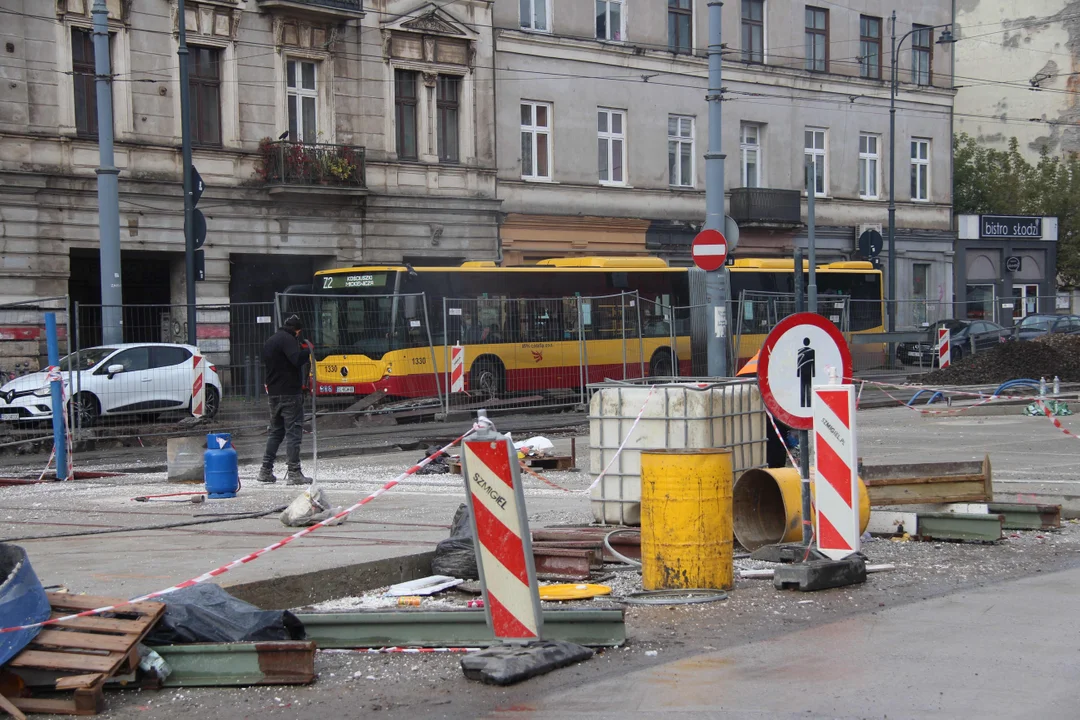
[640,449,733,591]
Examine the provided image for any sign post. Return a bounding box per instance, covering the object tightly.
[757,313,853,547]
[693,229,730,377]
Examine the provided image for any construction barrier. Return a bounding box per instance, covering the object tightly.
[191,354,206,418]
[812,383,860,560]
[937,327,951,369]
[460,423,543,641]
[450,343,464,393]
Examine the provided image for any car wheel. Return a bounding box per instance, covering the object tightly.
[71,392,100,428]
[204,385,220,419]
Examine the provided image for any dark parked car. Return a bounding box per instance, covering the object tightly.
[897,319,1010,366]
[1012,314,1080,341]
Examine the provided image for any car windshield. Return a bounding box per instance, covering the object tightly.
[60,348,116,371]
[1019,316,1052,331]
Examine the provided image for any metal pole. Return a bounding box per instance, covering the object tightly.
[794,248,811,546]
[92,0,122,345]
[620,293,628,379]
[46,313,69,481]
[635,292,645,380]
[887,10,898,333]
[421,294,443,412]
[178,0,196,345]
[308,341,317,483]
[806,157,818,313]
[705,0,729,377]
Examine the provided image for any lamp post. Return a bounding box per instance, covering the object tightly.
[887,12,955,331]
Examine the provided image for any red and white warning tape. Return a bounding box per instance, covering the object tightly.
[1036,400,1080,443]
[0,427,479,635]
[321,647,480,655]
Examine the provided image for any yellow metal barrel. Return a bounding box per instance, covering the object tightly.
[731,468,871,550]
[640,449,733,591]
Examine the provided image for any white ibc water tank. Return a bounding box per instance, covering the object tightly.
[589,380,767,525]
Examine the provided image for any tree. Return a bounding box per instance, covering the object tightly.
[953,133,1080,285]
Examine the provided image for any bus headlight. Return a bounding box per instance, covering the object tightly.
[384,364,393,376]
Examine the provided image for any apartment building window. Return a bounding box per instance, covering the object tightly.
[189,46,222,146]
[741,0,764,63]
[805,7,827,72]
[520,0,549,32]
[597,0,624,41]
[910,138,930,201]
[286,59,318,143]
[740,123,761,188]
[859,15,881,79]
[912,25,932,85]
[395,69,418,160]
[597,108,626,185]
[913,262,930,325]
[804,127,827,197]
[521,101,552,180]
[668,0,692,54]
[668,115,694,187]
[858,133,880,199]
[71,28,99,137]
[437,75,460,163]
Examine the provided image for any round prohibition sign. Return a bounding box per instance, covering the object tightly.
[756,312,853,430]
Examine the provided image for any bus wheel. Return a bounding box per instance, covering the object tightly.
[470,357,504,400]
[649,352,674,378]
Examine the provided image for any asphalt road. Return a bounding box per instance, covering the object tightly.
[509,565,1079,719]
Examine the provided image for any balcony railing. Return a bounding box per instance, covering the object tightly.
[257,140,366,189]
[729,188,802,227]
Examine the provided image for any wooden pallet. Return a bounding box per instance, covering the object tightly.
[5,593,165,716]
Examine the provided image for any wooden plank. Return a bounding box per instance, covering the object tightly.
[48,612,155,635]
[54,674,105,691]
[866,481,990,506]
[32,630,135,654]
[865,473,987,488]
[860,459,986,480]
[0,692,27,720]
[46,592,161,616]
[7,649,121,674]
[11,690,104,717]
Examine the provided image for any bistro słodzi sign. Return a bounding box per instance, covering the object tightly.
[979,215,1042,239]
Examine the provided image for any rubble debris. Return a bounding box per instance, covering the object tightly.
[431,504,478,580]
[918,334,1080,385]
[280,486,345,528]
[774,554,867,592]
[460,639,593,686]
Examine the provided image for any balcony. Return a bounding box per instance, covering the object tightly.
[256,0,364,20]
[257,140,367,195]
[729,188,802,228]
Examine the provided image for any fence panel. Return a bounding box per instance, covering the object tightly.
[71,302,276,440]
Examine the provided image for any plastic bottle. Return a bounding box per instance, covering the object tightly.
[1054,376,1061,395]
[1039,377,1047,397]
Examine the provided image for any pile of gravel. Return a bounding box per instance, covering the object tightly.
[917,334,1080,386]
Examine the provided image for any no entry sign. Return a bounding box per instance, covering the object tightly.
[691,229,728,271]
[756,313,852,430]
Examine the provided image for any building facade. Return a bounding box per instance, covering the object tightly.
[0,0,500,334]
[954,1,1077,158]
[494,0,957,328]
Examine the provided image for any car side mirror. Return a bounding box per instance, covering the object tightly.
[106,364,124,379]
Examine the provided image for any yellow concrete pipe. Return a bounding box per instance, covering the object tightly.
[731,468,871,551]
[640,449,733,591]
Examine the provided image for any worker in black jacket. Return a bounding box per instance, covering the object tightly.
[258,314,313,485]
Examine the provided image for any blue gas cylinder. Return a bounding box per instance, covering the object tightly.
[204,433,239,499]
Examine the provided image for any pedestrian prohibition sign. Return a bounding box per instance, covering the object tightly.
[459,423,543,641]
[691,229,728,271]
[756,312,852,430]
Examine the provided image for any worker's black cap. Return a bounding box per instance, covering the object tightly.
[284,314,304,331]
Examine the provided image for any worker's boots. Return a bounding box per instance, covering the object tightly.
[256,465,277,484]
[285,467,313,485]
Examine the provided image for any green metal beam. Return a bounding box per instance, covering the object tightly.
[296,609,626,649]
[151,641,316,687]
[916,513,1003,542]
[987,503,1062,531]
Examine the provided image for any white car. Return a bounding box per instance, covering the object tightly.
[0,343,221,426]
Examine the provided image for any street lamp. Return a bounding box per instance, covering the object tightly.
[886,13,956,332]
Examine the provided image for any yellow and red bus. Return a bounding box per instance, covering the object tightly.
[302,257,882,398]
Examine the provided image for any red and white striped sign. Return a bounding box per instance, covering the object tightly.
[937,328,951,369]
[812,383,860,560]
[450,343,464,393]
[191,354,206,417]
[461,433,543,640]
